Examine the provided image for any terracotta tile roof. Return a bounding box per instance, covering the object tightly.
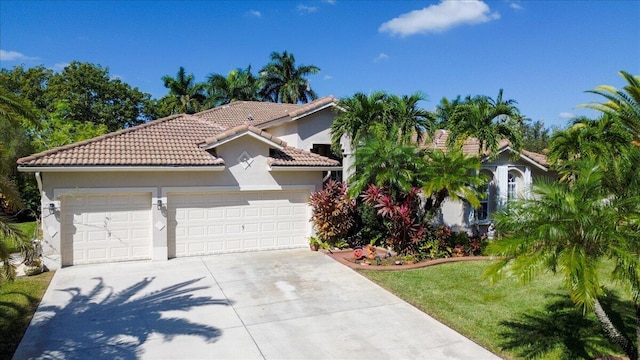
[200,123,288,148]
[268,147,341,167]
[521,149,549,167]
[17,99,341,169]
[422,129,548,168]
[194,96,335,128]
[17,115,228,167]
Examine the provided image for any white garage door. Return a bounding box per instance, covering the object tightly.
[60,193,152,266]
[168,190,310,257]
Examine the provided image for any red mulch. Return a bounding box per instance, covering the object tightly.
[323,248,493,271]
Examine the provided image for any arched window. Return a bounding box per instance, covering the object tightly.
[507,170,524,200]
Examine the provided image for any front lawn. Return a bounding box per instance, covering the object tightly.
[0,271,54,360]
[360,261,635,360]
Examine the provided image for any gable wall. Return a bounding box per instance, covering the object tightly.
[265,107,335,151]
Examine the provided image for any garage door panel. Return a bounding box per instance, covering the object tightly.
[61,192,152,266]
[169,190,310,257]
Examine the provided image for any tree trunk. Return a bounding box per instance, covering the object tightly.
[594,298,637,360]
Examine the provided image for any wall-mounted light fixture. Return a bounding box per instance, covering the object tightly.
[157,199,163,210]
[48,203,56,213]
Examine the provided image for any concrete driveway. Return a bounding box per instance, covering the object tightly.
[15,249,499,359]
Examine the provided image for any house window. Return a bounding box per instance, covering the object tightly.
[477,170,493,222]
[311,144,343,184]
[507,173,517,200]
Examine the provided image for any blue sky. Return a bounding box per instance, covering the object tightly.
[1,0,638,129]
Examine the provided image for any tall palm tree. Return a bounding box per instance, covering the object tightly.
[484,160,640,360]
[206,65,261,107]
[330,91,390,155]
[581,71,640,143]
[388,92,436,144]
[259,51,320,104]
[421,147,486,214]
[161,67,207,114]
[447,89,523,156]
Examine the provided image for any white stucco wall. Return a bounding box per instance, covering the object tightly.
[438,152,554,234]
[264,107,335,151]
[34,135,325,268]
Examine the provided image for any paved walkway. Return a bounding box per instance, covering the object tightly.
[15,249,500,359]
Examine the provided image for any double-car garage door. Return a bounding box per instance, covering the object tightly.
[168,190,309,257]
[60,190,310,265]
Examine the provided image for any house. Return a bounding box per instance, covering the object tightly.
[423,129,553,234]
[17,96,343,268]
[17,95,551,268]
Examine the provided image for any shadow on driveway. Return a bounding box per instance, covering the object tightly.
[14,276,231,359]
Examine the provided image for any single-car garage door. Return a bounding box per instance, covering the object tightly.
[60,192,152,266]
[168,190,310,257]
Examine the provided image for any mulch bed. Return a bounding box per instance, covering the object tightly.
[323,248,492,271]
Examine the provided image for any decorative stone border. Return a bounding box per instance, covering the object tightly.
[324,248,492,271]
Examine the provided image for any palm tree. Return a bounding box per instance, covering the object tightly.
[206,65,261,107]
[161,67,207,114]
[259,51,320,104]
[347,125,427,200]
[447,89,523,156]
[484,160,640,360]
[435,95,463,129]
[421,148,487,214]
[388,92,436,144]
[330,91,390,155]
[581,71,640,143]
[548,115,632,165]
[0,87,36,281]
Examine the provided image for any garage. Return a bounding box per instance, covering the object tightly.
[60,192,152,266]
[168,190,310,257]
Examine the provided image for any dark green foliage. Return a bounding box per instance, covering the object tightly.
[308,180,356,247]
[259,51,320,104]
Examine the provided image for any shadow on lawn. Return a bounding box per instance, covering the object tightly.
[0,291,40,360]
[13,276,231,359]
[499,291,634,359]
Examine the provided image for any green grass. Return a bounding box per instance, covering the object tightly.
[360,261,635,360]
[0,270,54,360]
[1,221,37,253]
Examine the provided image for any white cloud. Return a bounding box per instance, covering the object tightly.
[0,49,37,61]
[379,0,500,37]
[110,74,124,81]
[509,2,523,10]
[559,112,576,119]
[53,62,70,70]
[373,53,389,63]
[322,0,336,4]
[323,75,334,80]
[247,10,262,17]
[297,4,318,14]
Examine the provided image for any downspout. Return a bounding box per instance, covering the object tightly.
[322,171,332,183]
[35,172,43,194]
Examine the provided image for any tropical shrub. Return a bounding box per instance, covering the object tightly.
[361,184,428,255]
[308,180,355,247]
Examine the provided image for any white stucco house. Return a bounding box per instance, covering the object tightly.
[17,96,550,268]
[17,97,343,268]
[424,130,553,234]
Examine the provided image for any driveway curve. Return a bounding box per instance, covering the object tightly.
[15,249,499,359]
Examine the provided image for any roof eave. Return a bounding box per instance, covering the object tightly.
[200,131,285,150]
[481,146,548,171]
[268,166,342,172]
[17,165,226,173]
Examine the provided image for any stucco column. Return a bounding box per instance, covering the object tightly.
[340,134,355,184]
[524,166,532,199]
[495,165,508,209]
